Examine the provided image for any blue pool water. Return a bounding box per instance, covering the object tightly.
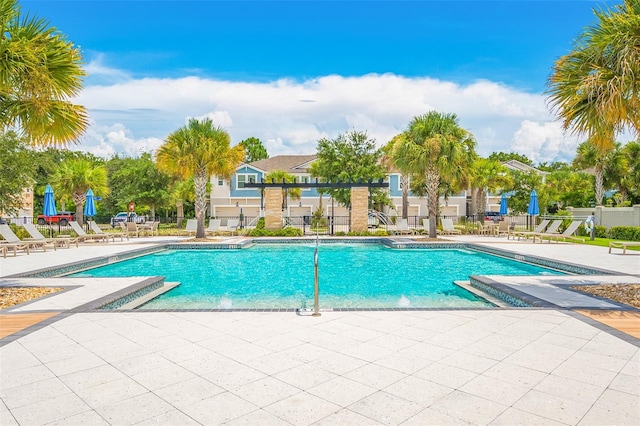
[70,244,563,309]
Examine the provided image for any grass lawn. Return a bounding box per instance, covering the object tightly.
[583,237,640,252]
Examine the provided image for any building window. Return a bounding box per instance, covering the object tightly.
[237,174,257,189]
[397,174,410,191]
[217,176,224,186]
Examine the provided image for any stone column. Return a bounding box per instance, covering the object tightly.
[350,187,369,233]
[265,188,283,230]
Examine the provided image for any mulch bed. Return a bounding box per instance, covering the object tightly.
[571,284,640,309]
[0,287,64,310]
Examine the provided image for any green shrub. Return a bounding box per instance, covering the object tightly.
[335,231,346,236]
[246,227,303,237]
[255,217,265,229]
[608,226,640,241]
[576,224,607,238]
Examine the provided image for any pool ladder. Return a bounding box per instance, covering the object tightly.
[312,231,321,316]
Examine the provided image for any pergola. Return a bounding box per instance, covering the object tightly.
[244,178,389,231]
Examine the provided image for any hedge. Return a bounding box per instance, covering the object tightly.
[607,226,640,241]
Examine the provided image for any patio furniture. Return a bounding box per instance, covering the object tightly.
[508,219,550,241]
[0,223,44,252]
[440,218,461,235]
[69,221,110,243]
[390,218,414,235]
[206,219,221,235]
[138,221,159,237]
[89,221,126,241]
[530,220,563,243]
[126,221,139,238]
[185,219,197,236]
[22,222,78,249]
[543,220,585,244]
[609,241,640,254]
[220,219,240,235]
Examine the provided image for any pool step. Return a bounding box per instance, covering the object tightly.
[118,282,180,310]
[453,280,510,307]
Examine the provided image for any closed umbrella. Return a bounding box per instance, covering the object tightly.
[43,184,57,221]
[499,194,508,216]
[527,190,539,230]
[84,189,97,219]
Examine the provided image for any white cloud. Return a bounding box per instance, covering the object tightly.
[74,72,579,163]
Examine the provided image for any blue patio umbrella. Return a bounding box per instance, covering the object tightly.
[43,184,57,219]
[499,194,508,216]
[527,190,539,216]
[84,189,97,218]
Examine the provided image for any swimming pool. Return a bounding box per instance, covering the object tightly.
[70,244,563,309]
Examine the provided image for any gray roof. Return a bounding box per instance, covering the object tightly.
[247,155,317,173]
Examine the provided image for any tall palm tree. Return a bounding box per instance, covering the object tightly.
[382,136,410,219]
[265,169,301,211]
[156,118,244,238]
[1,0,88,146]
[469,158,512,215]
[51,158,109,225]
[573,140,626,206]
[392,111,477,238]
[547,0,640,149]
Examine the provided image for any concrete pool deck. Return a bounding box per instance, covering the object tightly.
[1,235,639,425]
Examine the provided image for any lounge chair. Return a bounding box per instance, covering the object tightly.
[390,218,414,235]
[22,222,78,249]
[185,219,197,236]
[496,220,511,237]
[206,219,221,235]
[69,221,110,243]
[0,224,31,255]
[609,241,640,254]
[0,224,48,255]
[509,219,550,241]
[138,221,159,237]
[545,221,585,244]
[89,221,126,241]
[126,221,139,238]
[440,218,461,235]
[220,219,240,235]
[530,220,563,243]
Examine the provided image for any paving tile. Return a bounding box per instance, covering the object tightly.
[264,392,340,425]
[45,410,110,426]
[177,350,242,376]
[514,389,592,425]
[312,408,383,425]
[344,363,407,389]
[308,351,368,375]
[503,341,575,373]
[278,342,336,363]
[112,353,177,377]
[152,376,225,410]
[413,362,477,389]
[243,351,303,375]
[59,364,127,392]
[74,377,149,407]
[0,342,44,372]
[225,408,293,425]
[274,363,338,391]
[460,334,529,361]
[231,376,301,407]
[202,364,267,390]
[482,362,548,388]
[349,390,423,425]
[489,407,565,426]
[134,409,201,425]
[0,409,20,426]
[373,351,434,374]
[609,372,640,396]
[10,393,90,426]
[383,375,453,406]
[0,377,72,410]
[307,376,377,407]
[460,374,530,406]
[339,341,395,363]
[398,341,454,362]
[439,349,498,374]
[586,388,640,419]
[45,352,106,376]
[94,392,175,425]
[581,332,639,360]
[550,359,617,388]
[429,390,508,425]
[533,374,606,405]
[401,407,473,425]
[131,363,197,391]
[0,364,56,391]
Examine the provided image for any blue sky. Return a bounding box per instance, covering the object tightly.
[21,1,618,163]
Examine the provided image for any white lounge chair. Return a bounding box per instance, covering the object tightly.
[509,219,550,241]
[531,220,563,243]
[0,224,31,255]
[390,218,414,235]
[69,221,110,243]
[206,219,221,235]
[89,221,126,241]
[221,219,239,235]
[440,218,461,235]
[22,222,78,249]
[185,219,197,236]
[545,221,585,244]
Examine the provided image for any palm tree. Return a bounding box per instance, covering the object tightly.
[547,0,640,150]
[392,111,477,238]
[51,158,109,225]
[573,140,626,206]
[382,136,410,219]
[469,158,512,215]
[265,169,301,211]
[156,118,244,238]
[1,0,88,146]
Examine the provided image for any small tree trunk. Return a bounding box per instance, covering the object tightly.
[425,168,440,238]
[176,201,184,227]
[401,174,409,220]
[73,192,86,226]
[194,170,208,238]
[150,204,156,222]
[595,168,604,206]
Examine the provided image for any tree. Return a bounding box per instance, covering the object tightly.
[382,135,410,219]
[265,170,301,211]
[545,170,593,210]
[573,140,626,206]
[487,152,533,166]
[504,170,547,214]
[469,158,512,215]
[620,141,640,203]
[392,111,477,238]
[156,118,244,238]
[50,158,109,225]
[0,0,88,146]
[310,130,388,208]
[547,0,640,150]
[0,131,36,215]
[106,153,171,219]
[239,137,269,163]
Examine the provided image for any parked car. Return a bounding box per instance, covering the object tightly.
[484,211,504,222]
[37,211,75,226]
[110,212,146,227]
